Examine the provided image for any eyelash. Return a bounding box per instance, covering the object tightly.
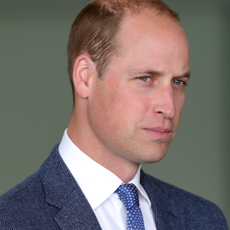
[138,76,152,82]
[172,79,188,86]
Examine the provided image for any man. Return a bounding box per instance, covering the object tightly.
[0,0,228,229]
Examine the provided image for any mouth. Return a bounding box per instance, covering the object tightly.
[143,127,172,141]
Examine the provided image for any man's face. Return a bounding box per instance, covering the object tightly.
[87,12,190,166]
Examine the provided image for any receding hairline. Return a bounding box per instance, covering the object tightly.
[93,0,180,21]
[97,8,183,74]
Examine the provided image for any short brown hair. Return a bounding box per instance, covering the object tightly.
[67,0,179,97]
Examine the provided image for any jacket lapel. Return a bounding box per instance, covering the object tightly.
[40,145,102,230]
[140,170,186,230]
[54,190,101,230]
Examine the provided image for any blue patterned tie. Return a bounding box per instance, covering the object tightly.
[115,183,145,230]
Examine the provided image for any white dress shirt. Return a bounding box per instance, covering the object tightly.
[59,129,157,230]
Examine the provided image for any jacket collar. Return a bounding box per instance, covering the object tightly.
[140,170,186,230]
[39,145,102,230]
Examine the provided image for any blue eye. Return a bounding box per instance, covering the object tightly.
[173,80,184,86]
[138,76,151,82]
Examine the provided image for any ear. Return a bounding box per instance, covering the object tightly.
[72,55,96,99]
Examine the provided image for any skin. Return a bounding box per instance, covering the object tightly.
[68,10,190,183]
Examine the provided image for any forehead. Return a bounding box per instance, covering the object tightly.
[119,10,186,49]
[113,11,190,73]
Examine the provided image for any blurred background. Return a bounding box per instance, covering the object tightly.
[0,0,229,225]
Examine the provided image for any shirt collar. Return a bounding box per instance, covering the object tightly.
[126,165,152,208]
[59,129,151,210]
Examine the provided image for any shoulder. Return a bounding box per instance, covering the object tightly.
[0,146,62,229]
[0,171,57,229]
[141,171,228,229]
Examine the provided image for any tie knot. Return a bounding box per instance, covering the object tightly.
[115,183,139,210]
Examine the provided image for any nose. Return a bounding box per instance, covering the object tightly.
[154,85,176,119]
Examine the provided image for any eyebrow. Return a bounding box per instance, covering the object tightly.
[127,69,191,79]
[176,71,191,79]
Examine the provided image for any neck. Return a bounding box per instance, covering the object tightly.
[68,111,140,183]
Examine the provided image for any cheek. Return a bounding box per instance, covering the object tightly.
[96,88,144,134]
[104,89,135,127]
[88,83,126,135]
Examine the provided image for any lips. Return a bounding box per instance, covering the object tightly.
[143,127,172,141]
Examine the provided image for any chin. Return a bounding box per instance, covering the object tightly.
[140,147,168,164]
[141,155,166,164]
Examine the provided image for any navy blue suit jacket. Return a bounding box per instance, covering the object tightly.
[0,145,228,229]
